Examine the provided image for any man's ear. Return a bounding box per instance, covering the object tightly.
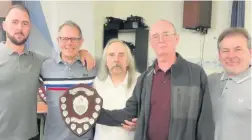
[176,34,179,41]
[218,50,221,61]
[79,38,84,46]
[175,34,180,47]
[250,49,252,64]
[56,37,60,44]
[2,21,6,32]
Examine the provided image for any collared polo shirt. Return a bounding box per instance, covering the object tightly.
[41,52,97,140]
[0,42,46,140]
[93,72,140,140]
[212,67,251,140]
[147,62,171,140]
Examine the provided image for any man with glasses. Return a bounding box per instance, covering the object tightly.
[97,20,214,140]
[0,5,95,140]
[41,20,97,140]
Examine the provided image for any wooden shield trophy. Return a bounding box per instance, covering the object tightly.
[59,84,103,136]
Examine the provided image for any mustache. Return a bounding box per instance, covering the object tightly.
[111,64,122,69]
[14,32,24,36]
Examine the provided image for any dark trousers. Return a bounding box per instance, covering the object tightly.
[29,134,39,140]
[28,118,41,140]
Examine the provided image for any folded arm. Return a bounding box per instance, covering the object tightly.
[96,75,144,126]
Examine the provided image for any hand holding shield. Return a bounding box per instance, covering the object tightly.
[59,84,103,136]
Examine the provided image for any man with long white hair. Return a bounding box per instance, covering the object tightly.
[96,20,214,140]
[93,38,140,140]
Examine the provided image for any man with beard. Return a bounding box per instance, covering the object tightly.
[97,20,214,140]
[208,28,251,140]
[0,4,95,140]
[93,39,140,140]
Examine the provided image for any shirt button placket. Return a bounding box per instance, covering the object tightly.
[17,55,21,71]
[68,65,74,78]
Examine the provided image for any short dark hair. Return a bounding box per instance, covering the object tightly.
[6,4,30,18]
[217,27,251,50]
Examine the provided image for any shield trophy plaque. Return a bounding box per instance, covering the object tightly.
[59,84,103,136]
[37,84,46,103]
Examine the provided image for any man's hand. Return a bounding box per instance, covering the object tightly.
[121,118,137,131]
[79,50,96,71]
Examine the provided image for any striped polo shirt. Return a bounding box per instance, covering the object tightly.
[40,52,97,140]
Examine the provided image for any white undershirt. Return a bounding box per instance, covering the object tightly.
[93,72,140,140]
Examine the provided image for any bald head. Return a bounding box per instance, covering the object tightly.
[150,20,176,35]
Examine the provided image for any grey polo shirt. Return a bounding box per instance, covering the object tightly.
[208,67,251,140]
[0,42,46,140]
[40,53,97,140]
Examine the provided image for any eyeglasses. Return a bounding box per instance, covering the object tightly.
[59,37,82,43]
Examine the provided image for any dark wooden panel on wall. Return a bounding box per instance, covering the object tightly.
[183,1,212,29]
[0,17,6,42]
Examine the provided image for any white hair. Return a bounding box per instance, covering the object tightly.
[97,38,138,89]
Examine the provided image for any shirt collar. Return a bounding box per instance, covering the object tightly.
[54,52,81,64]
[153,61,172,74]
[221,66,251,83]
[151,53,184,76]
[105,72,129,86]
[1,41,30,55]
[154,62,160,74]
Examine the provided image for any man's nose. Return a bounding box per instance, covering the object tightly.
[158,36,164,43]
[16,23,23,30]
[66,38,72,44]
[112,56,119,63]
[227,51,236,58]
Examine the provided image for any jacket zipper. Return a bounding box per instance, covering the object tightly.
[168,70,173,140]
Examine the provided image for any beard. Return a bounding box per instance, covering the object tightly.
[6,32,28,46]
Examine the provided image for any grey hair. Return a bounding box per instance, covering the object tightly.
[97,38,138,89]
[217,27,251,50]
[58,20,83,38]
